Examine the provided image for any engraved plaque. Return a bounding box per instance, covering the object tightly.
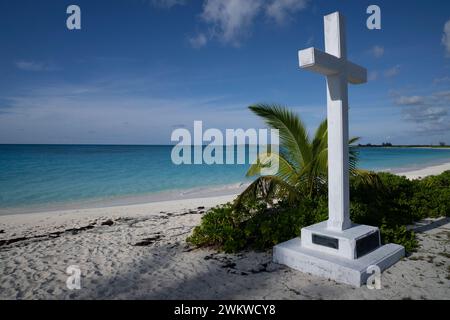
[356,231,380,258]
[312,234,339,249]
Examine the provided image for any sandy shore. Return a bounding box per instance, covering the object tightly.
[0,200,449,299]
[0,164,449,299]
[395,161,450,180]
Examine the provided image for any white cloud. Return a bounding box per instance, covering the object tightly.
[15,61,57,72]
[402,106,447,123]
[188,33,208,48]
[442,19,450,57]
[369,45,384,58]
[265,0,309,24]
[384,65,400,78]
[391,91,450,135]
[195,0,309,46]
[0,79,263,144]
[201,0,264,46]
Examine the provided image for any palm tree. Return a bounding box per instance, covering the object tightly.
[235,103,378,210]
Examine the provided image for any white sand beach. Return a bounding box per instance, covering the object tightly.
[0,164,449,300]
[395,161,450,180]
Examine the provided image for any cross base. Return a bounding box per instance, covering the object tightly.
[301,221,381,260]
[273,222,405,287]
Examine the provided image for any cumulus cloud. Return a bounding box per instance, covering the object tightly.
[442,19,450,57]
[369,45,384,58]
[265,0,309,24]
[191,0,309,47]
[200,0,263,46]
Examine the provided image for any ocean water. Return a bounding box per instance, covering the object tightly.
[0,145,449,212]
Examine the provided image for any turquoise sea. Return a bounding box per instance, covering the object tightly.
[0,145,449,213]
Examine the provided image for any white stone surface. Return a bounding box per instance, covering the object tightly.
[273,238,405,287]
[298,12,367,232]
[301,221,380,260]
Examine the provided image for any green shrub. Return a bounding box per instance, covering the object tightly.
[240,197,328,250]
[187,203,246,253]
[380,223,417,253]
[350,172,416,226]
[187,171,450,253]
[410,171,450,219]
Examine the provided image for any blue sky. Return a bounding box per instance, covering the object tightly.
[0,0,449,145]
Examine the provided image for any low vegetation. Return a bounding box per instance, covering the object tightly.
[187,170,450,253]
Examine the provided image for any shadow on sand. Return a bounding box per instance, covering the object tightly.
[412,217,450,233]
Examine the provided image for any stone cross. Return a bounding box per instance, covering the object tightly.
[298,12,367,231]
[273,12,403,287]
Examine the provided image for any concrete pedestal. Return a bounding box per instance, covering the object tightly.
[273,222,405,287]
[301,221,380,260]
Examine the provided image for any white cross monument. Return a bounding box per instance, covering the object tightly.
[273,12,405,287]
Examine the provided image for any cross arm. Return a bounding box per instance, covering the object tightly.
[345,61,367,84]
[298,47,367,84]
[299,48,343,76]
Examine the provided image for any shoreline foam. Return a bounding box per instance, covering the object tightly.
[0,182,249,216]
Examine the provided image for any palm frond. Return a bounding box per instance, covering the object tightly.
[312,119,328,149]
[237,107,373,207]
[246,152,298,185]
[249,104,312,169]
[351,169,383,188]
[349,136,360,145]
[349,136,361,175]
